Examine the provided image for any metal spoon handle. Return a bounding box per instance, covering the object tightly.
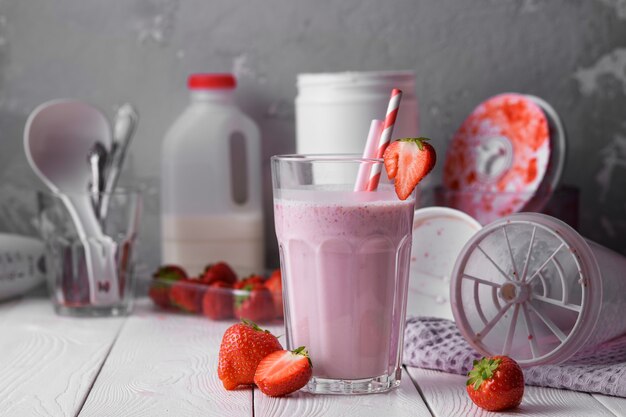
[99,104,138,221]
[88,142,107,213]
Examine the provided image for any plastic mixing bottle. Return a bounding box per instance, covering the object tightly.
[161,73,264,276]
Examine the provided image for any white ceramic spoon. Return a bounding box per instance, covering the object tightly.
[24,99,120,306]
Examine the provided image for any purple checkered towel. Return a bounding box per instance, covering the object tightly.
[403,316,626,397]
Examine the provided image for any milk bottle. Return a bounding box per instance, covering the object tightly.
[161,74,264,276]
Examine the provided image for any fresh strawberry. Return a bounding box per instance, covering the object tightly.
[149,264,187,309]
[169,278,202,313]
[199,262,237,285]
[202,280,234,320]
[234,282,274,323]
[466,356,524,411]
[148,283,172,309]
[254,346,312,397]
[153,264,188,281]
[383,137,436,200]
[265,269,283,318]
[234,274,265,289]
[218,320,283,390]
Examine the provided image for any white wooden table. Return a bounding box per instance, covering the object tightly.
[1,296,626,417]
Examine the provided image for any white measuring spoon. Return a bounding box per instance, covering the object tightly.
[24,99,120,306]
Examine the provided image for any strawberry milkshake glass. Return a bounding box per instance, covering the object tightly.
[272,154,414,394]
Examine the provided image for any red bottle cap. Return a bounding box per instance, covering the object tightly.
[188,73,236,90]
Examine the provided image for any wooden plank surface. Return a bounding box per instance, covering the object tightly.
[594,395,626,416]
[0,296,23,324]
[0,297,124,416]
[255,368,432,417]
[1,296,623,417]
[79,301,253,417]
[406,367,618,417]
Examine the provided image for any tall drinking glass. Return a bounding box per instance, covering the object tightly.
[272,154,414,394]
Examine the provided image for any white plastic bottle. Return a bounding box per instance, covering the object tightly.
[161,73,264,276]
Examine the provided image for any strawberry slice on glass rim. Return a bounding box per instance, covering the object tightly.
[383,137,436,200]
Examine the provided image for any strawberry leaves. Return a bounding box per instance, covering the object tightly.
[291,346,312,367]
[466,355,525,412]
[399,136,431,151]
[467,357,502,391]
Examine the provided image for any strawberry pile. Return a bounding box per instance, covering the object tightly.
[148,262,283,322]
[218,320,312,397]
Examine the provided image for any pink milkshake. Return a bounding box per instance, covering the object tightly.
[274,187,414,392]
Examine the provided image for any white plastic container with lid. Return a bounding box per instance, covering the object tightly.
[407,207,482,320]
[450,212,626,367]
[295,71,419,155]
[161,73,264,276]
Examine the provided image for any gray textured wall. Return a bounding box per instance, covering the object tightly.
[0,0,625,276]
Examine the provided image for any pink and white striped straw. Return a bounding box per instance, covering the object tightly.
[354,119,383,192]
[366,88,403,191]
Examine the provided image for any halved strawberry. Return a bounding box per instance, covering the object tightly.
[253,346,312,397]
[383,137,436,200]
